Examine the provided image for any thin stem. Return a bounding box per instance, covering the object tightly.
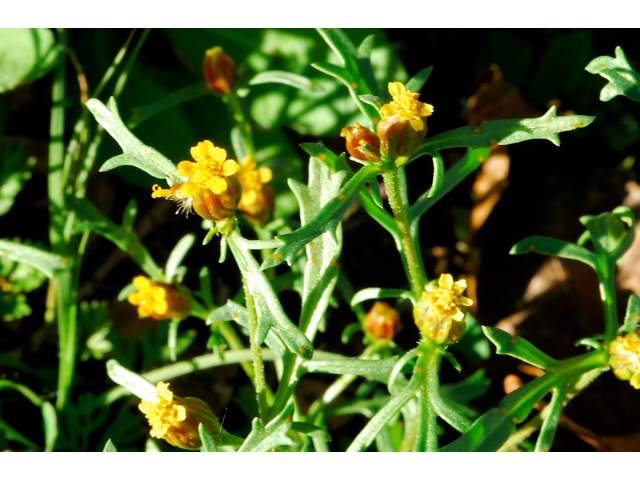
[597,257,619,344]
[383,168,426,299]
[226,91,255,158]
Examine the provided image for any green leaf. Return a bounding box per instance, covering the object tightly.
[302,357,400,384]
[228,231,313,360]
[0,144,36,216]
[0,28,58,93]
[405,66,434,94]
[351,288,415,307]
[535,386,565,452]
[621,294,640,335]
[165,233,195,282]
[580,206,635,261]
[585,46,640,102]
[358,94,383,114]
[414,107,595,152]
[262,162,380,269]
[249,70,316,90]
[0,418,38,450]
[299,142,351,176]
[103,439,118,452]
[483,326,558,370]
[105,359,157,402]
[199,424,218,452]
[238,403,295,452]
[341,323,363,344]
[42,401,57,452]
[441,369,490,406]
[290,422,331,442]
[0,239,72,279]
[509,236,597,270]
[66,195,162,279]
[86,97,182,183]
[127,82,210,129]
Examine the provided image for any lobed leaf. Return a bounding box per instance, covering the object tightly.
[483,326,558,370]
[414,107,594,152]
[238,403,295,452]
[580,206,635,261]
[585,46,640,102]
[302,357,400,384]
[86,98,182,183]
[510,235,597,270]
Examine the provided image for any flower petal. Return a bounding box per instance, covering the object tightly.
[222,159,238,176]
[178,161,195,178]
[212,177,228,194]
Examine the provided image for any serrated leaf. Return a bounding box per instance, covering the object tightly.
[66,195,162,279]
[228,231,313,360]
[262,162,380,269]
[249,70,316,90]
[509,236,597,270]
[127,82,210,129]
[0,28,58,93]
[238,403,295,452]
[621,294,640,334]
[103,439,117,452]
[106,359,157,402]
[302,356,400,384]
[414,107,594,153]
[0,239,72,279]
[405,66,434,94]
[351,288,415,307]
[482,326,558,370]
[86,98,182,183]
[206,300,286,357]
[585,46,640,102]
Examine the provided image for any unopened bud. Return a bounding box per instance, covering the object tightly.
[128,276,191,320]
[203,47,236,95]
[363,301,401,340]
[340,123,381,163]
[377,115,427,166]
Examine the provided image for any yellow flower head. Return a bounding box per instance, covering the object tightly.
[236,156,272,208]
[609,333,640,388]
[127,276,190,320]
[178,140,239,195]
[380,81,434,132]
[414,274,473,344]
[139,382,187,439]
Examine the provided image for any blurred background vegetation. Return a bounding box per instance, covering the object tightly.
[2,28,640,451]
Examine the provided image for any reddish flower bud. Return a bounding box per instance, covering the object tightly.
[203,47,237,95]
[363,301,401,340]
[340,123,381,163]
[376,115,427,166]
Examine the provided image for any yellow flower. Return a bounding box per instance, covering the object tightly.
[414,274,473,344]
[139,382,187,439]
[609,333,640,388]
[380,81,434,132]
[178,140,239,195]
[127,276,190,320]
[236,157,272,208]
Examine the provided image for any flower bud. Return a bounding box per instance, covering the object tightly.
[609,333,640,388]
[202,47,236,95]
[127,276,191,320]
[340,123,381,163]
[377,115,427,166]
[414,274,472,345]
[139,382,222,450]
[189,175,242,221]
[363,301,401,340]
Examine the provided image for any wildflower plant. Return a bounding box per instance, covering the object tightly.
[3,28,640,452]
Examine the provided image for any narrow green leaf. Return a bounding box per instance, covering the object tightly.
[199,424,218,452]
[621,294,640,334]
[299,142,351,175]
[351,288,415,307]
[249,71,316,90]
[415,107,594,152]
[302,357,400,384]
[0,145,35,216]
[120,198,137,232]
[86,97,182,183]
[509,236,597,270]
[388,349,418,394]
[165,233,195,282]
[580,206,635,261]
[0,239,72,279]
[106,359,157,402]
[0,380,43,407]
[103,439,117,452]
[238,403,295,452]
[358,94,383,114]
[535,387,565,452]
[404,66,434,94]
[585,46,640,102]
[441,350,461,372]
[127,82,210,128]
[0,418,39,450]
[483,326,558,370]
[41,401,57,452]
[0,28,58,93]
[341,323,363,344]
[168,318,180,362]
[290,422,331,442]
[262,162,380,269]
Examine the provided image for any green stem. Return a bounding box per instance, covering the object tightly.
[226,91,255,158]
[597,256,618,343]
[383,168,426,299]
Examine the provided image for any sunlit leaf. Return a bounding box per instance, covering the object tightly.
[585,46,640,102]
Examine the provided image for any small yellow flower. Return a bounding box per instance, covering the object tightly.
[380,81,434,132]
[414,274,473,344]
[609,333,640,388]
[236,157,272,208]
[178,140,239,195]
[139,382,187,439]
[127,276,190,320]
